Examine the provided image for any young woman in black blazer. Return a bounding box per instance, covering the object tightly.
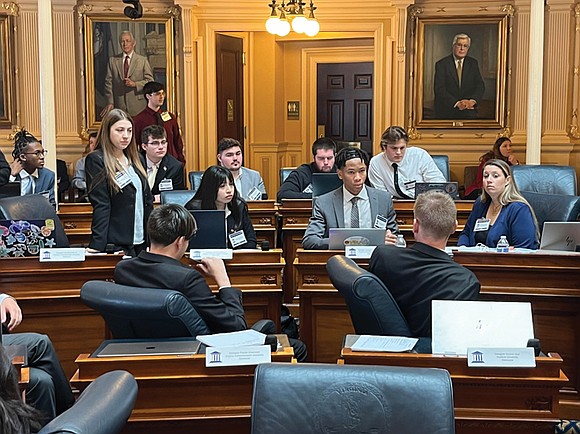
[185,165,257,249]
[85,109,153,255]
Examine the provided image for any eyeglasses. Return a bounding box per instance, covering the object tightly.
[23,150,48,157]
[147,140,168,147]
[150,90,165,97]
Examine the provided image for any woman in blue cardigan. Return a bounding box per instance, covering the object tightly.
[458,159,539,249]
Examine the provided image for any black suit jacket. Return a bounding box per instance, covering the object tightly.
[139,153,185,196]
[434,54,485,119]
[114,251,247,333]
[368,242,480,337]
[0,149,10,187]
[85,149,153,251]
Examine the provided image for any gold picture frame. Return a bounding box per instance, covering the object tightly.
[409,9,512,130]
[0,12,17,128]
[80,11,175,130]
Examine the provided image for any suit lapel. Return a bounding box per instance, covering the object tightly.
[332,189,344,227]
[368,188,379,221]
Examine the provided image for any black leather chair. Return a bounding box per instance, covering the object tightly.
[0,194,70,247]
[80,281,211,339]
[326,255,412,337]
[432,155,451,181]
[521,191,580,234]
[512,165,577,195]
[188,171,204,194]
[38,370,137,434]
[279,167,295,185]
[160,190,196,206]
[251,363,455,434]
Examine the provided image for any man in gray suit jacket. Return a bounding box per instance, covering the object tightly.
[302,147,399,250]
[101,31,153,117]
[217,137,267,200]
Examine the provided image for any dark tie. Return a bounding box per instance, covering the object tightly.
[392,163,412,199]
[350,197,360,228]
[123,55,130,78]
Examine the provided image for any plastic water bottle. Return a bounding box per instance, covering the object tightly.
[496,235,509,253]
[395,234,406,248]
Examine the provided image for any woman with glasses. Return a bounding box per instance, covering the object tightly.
[85,109,153,255]
[185,165,257,250]
[9,129,56,207]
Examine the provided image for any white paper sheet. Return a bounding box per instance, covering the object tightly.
[350,335,418,352]
[197,329,266,347]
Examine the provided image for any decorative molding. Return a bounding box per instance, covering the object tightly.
[498,127,512,138]
[304,275,319,285]
[501,4,516,17]
[0,2,18,16]
[260,275,277,285]
[568,123,580,139]
[167,6,181,19]
[406,126,421,140]
[74,4,93,18]
[408,6,423,19]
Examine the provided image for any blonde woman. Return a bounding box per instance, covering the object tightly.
[85,109,153,254]
[458,159,539,249]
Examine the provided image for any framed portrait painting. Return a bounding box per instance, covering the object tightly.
[410,11,512,129]
[0,12,16,127]
[81,13,175,129]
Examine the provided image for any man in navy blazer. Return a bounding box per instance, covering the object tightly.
[434,33,485,119]
[139,125,185,200]
[302,146,399,250]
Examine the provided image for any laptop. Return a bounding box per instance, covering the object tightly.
[0,182,21,198]
[0,219,58,257]
[328,228,386,250]
[539,221,580,252]
[188,210,228,250]
[311,173,342,197]
[94,339,201,358]
[432,300,534,356]
[414,182,459,199]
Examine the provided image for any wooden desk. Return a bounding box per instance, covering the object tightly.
[1,251,284,378]
[59,201,279,250]
[295,249,580,418]
[71,345,294,434]
[279,199,473,302]
[341,348,568,434]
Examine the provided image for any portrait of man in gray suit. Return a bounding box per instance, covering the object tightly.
[101,30,153,117]
[302,147,399,250]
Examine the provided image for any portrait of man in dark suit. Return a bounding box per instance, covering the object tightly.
[433,33,485,119]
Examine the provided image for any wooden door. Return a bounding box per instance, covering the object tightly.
[317,62,374,155]
[216,34,244,147]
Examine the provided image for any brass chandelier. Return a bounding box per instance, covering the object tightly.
[265,0,320,37]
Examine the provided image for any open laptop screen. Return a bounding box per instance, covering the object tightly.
[539,221,580,252]
[311,173,342,197]
[188,210,228,250]
[0,219,58,257]
[414,182,459,199]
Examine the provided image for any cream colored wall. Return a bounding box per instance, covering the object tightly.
[1,0,578,192]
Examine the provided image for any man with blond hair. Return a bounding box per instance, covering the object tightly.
[369,190,480,337]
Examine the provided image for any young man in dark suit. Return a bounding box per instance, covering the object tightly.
[139,124,185,202]
[302,146,399,249]
[369,191,480,337]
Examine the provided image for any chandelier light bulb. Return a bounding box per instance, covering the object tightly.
[304,18,320,36]
[277,19,291,36]
[292,15,307,33]
[266,16,280,34]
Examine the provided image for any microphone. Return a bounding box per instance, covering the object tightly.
[261,240,270,251]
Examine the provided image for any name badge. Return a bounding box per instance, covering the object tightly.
[403,180,416,190]
[247,187,262,201]
[114,171,131,189]
[474,218,490,232]
[160,111,172,122]
[374,214,388,229]
[303,183,313,194]
[158,178,173,191]
[229,230,247,248]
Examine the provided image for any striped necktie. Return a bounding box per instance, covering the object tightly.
[350,197,360,228]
